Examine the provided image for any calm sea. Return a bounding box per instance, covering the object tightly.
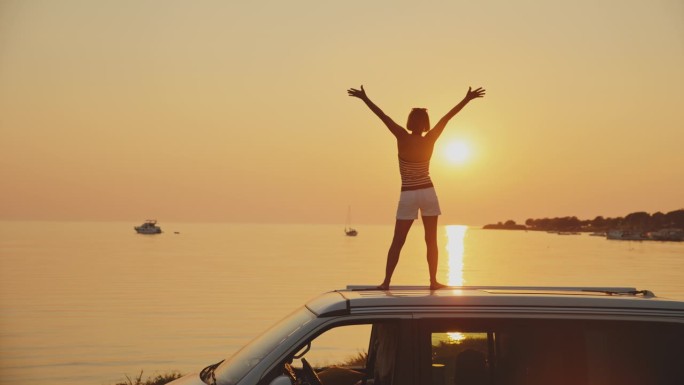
[1,221,683,385]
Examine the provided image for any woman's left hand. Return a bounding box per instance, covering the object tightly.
[347,85,368,100]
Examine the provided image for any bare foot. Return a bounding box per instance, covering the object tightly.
[377,283,389,290]
[430,282,447,290]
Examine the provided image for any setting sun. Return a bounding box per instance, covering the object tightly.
[445,141,471,164]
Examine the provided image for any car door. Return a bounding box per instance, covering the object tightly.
[257,317,417,385]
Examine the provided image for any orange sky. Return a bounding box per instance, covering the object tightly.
[1,1,682,225]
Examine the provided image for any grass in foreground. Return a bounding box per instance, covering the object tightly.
[114,370,183,385]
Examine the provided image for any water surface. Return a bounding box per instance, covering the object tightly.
[1,221,682,384]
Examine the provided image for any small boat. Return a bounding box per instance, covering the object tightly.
[606,229,648,241]
[649,228,684,242]
[135,219,162,234]
[345,228,358,236]
[345,206,358,237]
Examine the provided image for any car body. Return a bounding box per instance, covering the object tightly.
[169,285,684,385]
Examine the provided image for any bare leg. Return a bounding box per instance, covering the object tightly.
[422,215,446,290]
[378,219,414,290]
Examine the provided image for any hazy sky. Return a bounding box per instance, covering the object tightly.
[1,0,682,225]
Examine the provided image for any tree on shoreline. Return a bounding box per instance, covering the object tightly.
[490,209,684,232]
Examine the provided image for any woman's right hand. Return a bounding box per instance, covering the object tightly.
[465,87,486,101]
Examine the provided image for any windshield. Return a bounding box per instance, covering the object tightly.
[214,307,315,385]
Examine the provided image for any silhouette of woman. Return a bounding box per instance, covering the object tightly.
[348,85,485,290]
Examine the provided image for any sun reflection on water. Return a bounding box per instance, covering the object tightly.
[445,225,468,286]
[447,332,466,343]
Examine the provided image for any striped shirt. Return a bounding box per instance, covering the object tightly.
[398,157,434,191]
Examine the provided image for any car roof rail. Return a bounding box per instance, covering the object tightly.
[345,285,655,297]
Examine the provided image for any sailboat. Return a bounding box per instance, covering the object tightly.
[345,206,358,236]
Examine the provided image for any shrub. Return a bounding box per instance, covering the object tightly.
[115,370,183,385]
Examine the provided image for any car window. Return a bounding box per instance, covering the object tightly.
[285,321,412,385]
[215,307,315,385]
[431,332,489,385]
[422,319,683,385]
[293,324,372,369]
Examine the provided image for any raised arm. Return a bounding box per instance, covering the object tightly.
[348,85,405,137]
[426,87,486,140]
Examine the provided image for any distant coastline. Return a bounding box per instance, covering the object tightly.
[483,209,684,233]
[482,222,527,230]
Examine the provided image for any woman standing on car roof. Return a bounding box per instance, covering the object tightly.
[348,85,485,290]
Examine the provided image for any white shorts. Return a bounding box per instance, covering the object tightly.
[396,187,441,220]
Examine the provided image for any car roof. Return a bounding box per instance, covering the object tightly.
[305,285,684,318]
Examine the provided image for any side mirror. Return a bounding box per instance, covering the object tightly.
[269,375,293,385]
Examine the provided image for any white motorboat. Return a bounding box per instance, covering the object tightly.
[134,219,162,234]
